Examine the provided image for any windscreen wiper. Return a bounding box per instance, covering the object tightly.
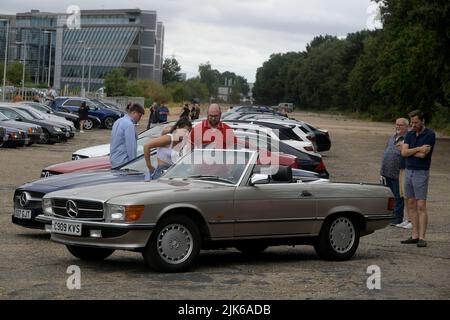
[185,175,235,184]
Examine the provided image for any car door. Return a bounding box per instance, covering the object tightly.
[233,180,317,237]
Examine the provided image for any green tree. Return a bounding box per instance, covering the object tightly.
[162,57,182,84]
[5,61,31,86]
[198,62,220,97]
[104,69,128,96]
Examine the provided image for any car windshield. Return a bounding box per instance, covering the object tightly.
[18,108,44,120]
[163,149,255,185]
[0,112,8,121]
[4,108,34,120]
[29,103,51,113]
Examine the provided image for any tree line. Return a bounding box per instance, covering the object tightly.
[252,0,449,131]
[104,59,250,106]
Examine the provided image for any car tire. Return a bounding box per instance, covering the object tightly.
[103,117,115,130]
[83,119,94,130]
[40,130,50,144]
[26,141,33,146]
[236,243,268,255]
[314,215,360,261]
[66,245,115,261]
[142,214,201,272]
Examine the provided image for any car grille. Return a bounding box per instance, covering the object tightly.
[14,191,44,209]
[52,198,104,220]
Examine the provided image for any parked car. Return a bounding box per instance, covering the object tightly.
[0,105,68,144]
[71,123,171,160]
[90,98,122,112]
[16,103,76,132]
[13,105,75,139]
[234,130,328,178]
[52,97,124,129]
[36,148,393,272]
[14,152,318,230]
[0,126,5,147]
[224,121,317,155]
[0,125,30,147]
[0,110,42,145]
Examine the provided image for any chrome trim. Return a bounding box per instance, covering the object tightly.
[209,217,319,224]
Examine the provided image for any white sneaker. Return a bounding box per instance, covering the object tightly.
[402,222,412,229]
[395,221,408,228]
[79,130,84,133]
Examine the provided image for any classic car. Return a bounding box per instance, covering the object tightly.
[14,152,318,229]
[36,149,393,272]
[1,126,29,147]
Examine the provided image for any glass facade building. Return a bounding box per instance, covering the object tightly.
[0,9,164,91]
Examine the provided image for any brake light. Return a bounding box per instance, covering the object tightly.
[387,198,395,211]
[314,160,327,173]
[307,135,316,142]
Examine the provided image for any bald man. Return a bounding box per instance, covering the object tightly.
[189,104,236,149]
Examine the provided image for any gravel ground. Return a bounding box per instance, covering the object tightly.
[0,111,449,299]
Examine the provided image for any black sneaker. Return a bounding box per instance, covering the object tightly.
[417,239,427,247]
[401,237,419,244]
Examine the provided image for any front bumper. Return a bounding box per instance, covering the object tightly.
[36,215,155,250]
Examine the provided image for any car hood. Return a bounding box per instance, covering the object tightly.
[0,120,40,130]
[43,179,225,203]
[73,144,110,157]
[45,156,111,173]
[18,169,145,194]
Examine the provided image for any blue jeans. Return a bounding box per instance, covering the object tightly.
[151,164,171,180]
[385,176,404,223]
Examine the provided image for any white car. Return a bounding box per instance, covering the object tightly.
[71,123,171,160]
[224,121,318,156]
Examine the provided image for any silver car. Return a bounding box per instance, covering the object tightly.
[37,149,394,272]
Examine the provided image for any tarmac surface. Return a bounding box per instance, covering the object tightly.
[0,111,449,299]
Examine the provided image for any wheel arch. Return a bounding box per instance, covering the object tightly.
[322,210,367,233]
[157,206,211,242]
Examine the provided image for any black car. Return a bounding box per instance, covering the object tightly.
[0,126,5,147]
[1,125,30,147]
[0,111,42,145]
[0,105,66,144]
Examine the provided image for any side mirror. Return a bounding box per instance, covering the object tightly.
[250,174,269,186]
[94,107,98,110]
[16,117,23,121]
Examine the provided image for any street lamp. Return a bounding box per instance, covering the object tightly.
[87,47,91,95]
[44,30,52,87]
[16,41,27,98]
[78,40,85,97]
[0,18,10,101]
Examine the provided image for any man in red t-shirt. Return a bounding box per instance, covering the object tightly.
[189,104,236,149]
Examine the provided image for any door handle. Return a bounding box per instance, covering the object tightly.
[300,190,313,197]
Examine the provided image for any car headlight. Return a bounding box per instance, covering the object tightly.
[105,204,144,222]
[42,198,53,215]
[53,127,62,132]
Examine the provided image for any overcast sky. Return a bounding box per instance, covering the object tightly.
[2,0,380,82]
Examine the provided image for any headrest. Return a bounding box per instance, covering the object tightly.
[271,166,293,182]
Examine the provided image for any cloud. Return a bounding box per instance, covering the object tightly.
[1,0,376,81]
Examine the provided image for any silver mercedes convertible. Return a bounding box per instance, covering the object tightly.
[37,149,394,272]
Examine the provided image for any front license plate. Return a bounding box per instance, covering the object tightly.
[14,208,32,219]
[51,220,82,236]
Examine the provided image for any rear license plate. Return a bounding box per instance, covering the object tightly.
[14,208,32,219]
[51,220,82,236]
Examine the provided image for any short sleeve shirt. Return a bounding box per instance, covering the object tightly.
[404,128,436,170]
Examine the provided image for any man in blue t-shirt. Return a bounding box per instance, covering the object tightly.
[400,110,436,248]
